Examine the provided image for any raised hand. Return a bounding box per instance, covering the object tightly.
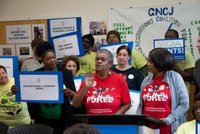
[84,71,94,89]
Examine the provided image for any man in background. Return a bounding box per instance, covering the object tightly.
[78,34,96,76]
[165,29,195,84]
[165,29,195,121]
[194,35,200,95]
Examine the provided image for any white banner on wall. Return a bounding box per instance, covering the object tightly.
[108,1,200,60]
[6,25,32,44]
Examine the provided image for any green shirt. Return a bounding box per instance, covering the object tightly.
[0,77,31,128]
[131,48,147,69]
[40,103,61,119]
[78,51,96,76]
[39,67,61,119]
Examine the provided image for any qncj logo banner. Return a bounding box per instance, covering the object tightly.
[108,1,200,61]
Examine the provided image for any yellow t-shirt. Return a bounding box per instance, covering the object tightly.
[175,51,195,71]
[78,51,96,76]
[175,120,195,134]
[175,51,195,89]
[0,77,31,128]
[131,48,147,69]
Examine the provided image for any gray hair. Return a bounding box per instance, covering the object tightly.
[96,49,113,65]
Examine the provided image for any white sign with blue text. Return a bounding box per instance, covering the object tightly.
[99,42,133,65]
[0,56,18,77]
[47,17,84,59]
[6,25,32,44]
[49,18,77,38]
[154,38,185,60]
[53,34,81,59]
[15,71,64,103]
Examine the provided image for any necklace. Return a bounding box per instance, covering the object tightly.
[116,65,131,71]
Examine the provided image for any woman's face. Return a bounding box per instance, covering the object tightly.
[147,58,159,74]
[42,51,57,70]
[95,53,111,72]
[65,60,77,76]
[0,68,8,85]
[117,49,130,65]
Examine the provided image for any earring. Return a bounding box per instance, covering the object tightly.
[108,71,112,75]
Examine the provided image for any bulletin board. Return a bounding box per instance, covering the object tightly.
[0,17,83,59]
[0,19,48,44]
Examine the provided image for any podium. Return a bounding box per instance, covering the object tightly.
[74,114,163,134]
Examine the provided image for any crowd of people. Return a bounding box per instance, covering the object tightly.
[0,29,200,134]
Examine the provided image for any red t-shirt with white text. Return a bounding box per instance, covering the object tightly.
[142,76,171,134]
[77,72,131,114]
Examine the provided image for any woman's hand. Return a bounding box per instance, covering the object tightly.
[84,71,94,88]
[160,118,169,125]
[63,88,75,98]
[11,85,17,94]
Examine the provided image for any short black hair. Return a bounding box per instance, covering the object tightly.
[82,34,95,48]
[149,48,174,72]
[41,49,55,59]
[195,92,200,102]
[117,45,131,56]
[165,29,179,38]
[35,41,52,58]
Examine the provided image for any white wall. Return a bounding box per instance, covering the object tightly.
[0,0,196,34]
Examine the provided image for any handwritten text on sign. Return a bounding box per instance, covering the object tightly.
[154,39,185,60]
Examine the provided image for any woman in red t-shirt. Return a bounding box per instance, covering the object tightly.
[73,49,131,114]
[137,48,189,134]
